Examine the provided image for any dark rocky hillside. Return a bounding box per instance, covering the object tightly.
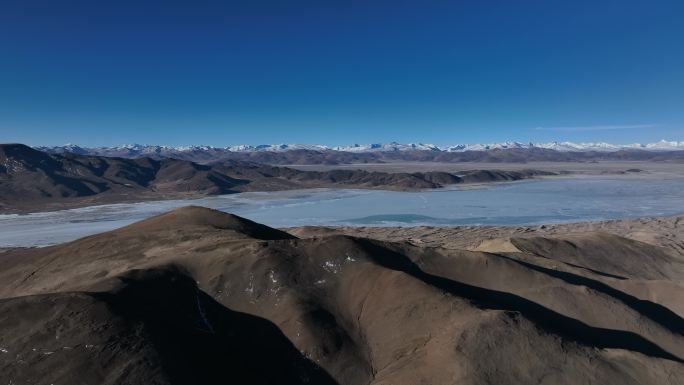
[1,207,682,384]
[1,144,555,213]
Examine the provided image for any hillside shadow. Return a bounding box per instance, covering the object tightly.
[97,267,338,385]
[494,252,684,336]
[356,239,683,363]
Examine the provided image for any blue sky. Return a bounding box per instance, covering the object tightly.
[1,0,683,147]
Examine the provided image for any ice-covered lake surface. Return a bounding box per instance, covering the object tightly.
[2,177,684,247]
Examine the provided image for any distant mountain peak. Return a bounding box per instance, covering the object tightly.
[34,139,684,158]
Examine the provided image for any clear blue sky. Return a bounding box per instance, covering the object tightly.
[1,0,683,147]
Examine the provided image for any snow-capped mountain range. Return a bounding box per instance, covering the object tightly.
[37,140,684,155]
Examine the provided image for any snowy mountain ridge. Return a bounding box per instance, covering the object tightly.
[37,140,684,155]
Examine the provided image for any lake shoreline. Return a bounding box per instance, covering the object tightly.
[2,176,684,248]
[0,168,664,215]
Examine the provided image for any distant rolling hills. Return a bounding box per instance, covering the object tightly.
[0,144,554,213]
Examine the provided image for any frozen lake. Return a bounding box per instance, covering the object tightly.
[2,177,684,247]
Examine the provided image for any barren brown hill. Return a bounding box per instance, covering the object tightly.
[1,206,683,384]
[0,144,555,213]
[212,160,555,191]
[0,144,246,212]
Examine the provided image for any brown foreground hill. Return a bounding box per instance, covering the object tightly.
[1,206,683,384]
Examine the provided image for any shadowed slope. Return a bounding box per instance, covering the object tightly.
[100,266,338,385]
[355,239,683,362]
[0,267,337,385]
[1,207,683,384]
[510,233,684,280]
